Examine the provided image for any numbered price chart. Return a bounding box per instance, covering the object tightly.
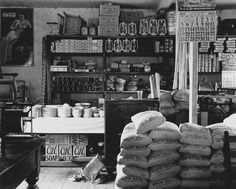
[178,11,217,42]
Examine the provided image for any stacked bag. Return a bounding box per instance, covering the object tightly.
[115,110,182,189]
[148,121,182,189]
[206,123,235,187]
[179,123,212,188]
[115,122,152,188]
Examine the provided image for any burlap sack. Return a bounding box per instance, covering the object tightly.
[180,167,211,179]
[149,178,180,189]
[210,164,225,173]
[181,179,210,188]
[148,140,181,151]
[179,154,211,167]
[149,164,181,181]
[149,121,182,140]
[120,146,151,157]
[180,131,212,146]
[117,153,148,169]
[131,111,166,134]
[116,164,149,180]
[148,151,180,167]
[120,122,152,148]
[115,174,148,188]
[211,150,224,164]
[179,144,211,156]
[180,123,210,134]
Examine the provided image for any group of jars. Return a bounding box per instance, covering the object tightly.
[119,18,167,36]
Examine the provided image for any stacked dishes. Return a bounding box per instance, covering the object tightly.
[42,106,57,117]
[57,104,72,118]
[72,107,84,118]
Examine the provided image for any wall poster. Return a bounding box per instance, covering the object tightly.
[0,8,33,66]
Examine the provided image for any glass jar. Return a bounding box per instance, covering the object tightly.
[105,38,113,52]
[130,39,138,53]
[122,39,130,53]
[114,38,122,53]
[128,22,137,36]
[139,19,148,35]
[81,26,88,35]
[149,18,158,35]
[89,25,96,35]
[119,21,128,35]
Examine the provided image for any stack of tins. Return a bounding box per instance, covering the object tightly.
[179,123,212,188]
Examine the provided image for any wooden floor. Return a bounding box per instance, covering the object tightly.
[17,167,115,189]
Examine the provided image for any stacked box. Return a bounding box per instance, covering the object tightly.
[98,4,120,36]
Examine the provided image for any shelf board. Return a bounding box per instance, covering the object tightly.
[105,52,174,57]
[105,71,155,75]
[51,71,104,75]
[52,91,103,94]
[46,34,175,39]
[50,52,103,56]
[198,72,221,74]
[105,91,139,94]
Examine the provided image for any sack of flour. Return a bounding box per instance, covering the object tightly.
[148,151,180,167]
[116,164,149,180]
[181,179,210,188]
[180,123,210,134]
[207,123,234,149]
[149,121,182,140]
[149,178,180,189]
[131,111,166,134]
[180,131,212,146]
[210,164,225,174]
[179,154,211,167]
[115,171,148,188]
[211,150,224,164]
[120,146,151,157]
[149,164,181,181]
[180,167,211,179]
[179,144,211,156]
[148,139,181,151]
[120,122,152,148]
[117,153,148,169]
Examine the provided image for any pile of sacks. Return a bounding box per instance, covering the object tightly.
[206,123,235,186]
[115,110,182,189]
[179,123,212,188]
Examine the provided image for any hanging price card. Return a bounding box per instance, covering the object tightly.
[178,10,217,42]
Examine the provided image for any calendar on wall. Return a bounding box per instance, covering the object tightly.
[178,10,217,42]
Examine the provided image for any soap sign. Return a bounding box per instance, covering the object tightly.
[178,10,217,42]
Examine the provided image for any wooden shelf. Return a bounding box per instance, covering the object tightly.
[105,71,155,75]
[50,52,103,56]
[51,71,104,75]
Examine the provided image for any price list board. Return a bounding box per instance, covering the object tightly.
[178,10,217,42]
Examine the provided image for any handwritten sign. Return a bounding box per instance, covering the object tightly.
[45,144,59,161]
[178,10,217,42]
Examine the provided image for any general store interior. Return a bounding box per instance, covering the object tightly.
[1,0,236,189]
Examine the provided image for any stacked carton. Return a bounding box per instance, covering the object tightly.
[98,4,120,36]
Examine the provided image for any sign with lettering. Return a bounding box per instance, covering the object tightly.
[58,144,73,161]
[178,10,217,42]
[73,145,86,158]
[45,144,59,161]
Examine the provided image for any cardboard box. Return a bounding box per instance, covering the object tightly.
[73,145,87,158]
[46,134,70,144]
[45,144,59,161]
[100,4,120,16]
[99,16,119,27]
[98,26,118,36]
[58,144,73,161]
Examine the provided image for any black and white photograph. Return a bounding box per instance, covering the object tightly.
[1,0,236,189]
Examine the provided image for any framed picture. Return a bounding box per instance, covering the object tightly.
[0,8,33,66]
